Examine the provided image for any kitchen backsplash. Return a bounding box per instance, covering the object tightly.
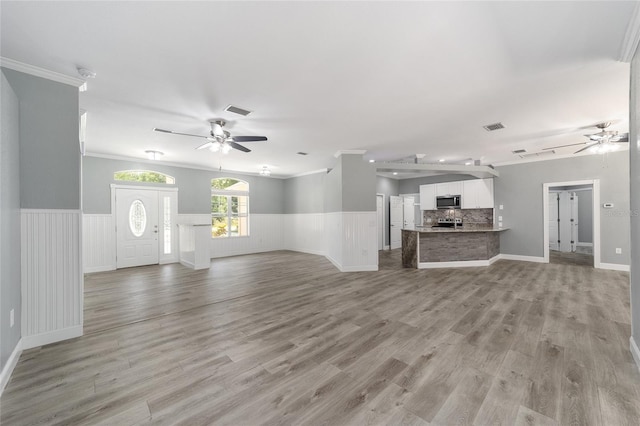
[423,208,493,227]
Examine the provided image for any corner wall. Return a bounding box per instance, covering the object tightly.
[629,40,640,370]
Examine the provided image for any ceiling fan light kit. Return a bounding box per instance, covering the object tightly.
[259,166,271,176]
[542,121,629,155]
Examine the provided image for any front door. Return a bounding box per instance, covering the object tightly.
[390,196,403,250]
[116,188,159,268]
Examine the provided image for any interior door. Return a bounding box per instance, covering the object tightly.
[390,196,403,250]
[116,188,159,268]
[403,196,415,228]
[558,191,572,252]
[376,195,384,250]
[549,193,559,251]
[570,192,579,252]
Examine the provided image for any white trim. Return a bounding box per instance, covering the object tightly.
[0,339,22,396]
[290,168,329,178]
[619,2,640,62]
[631,337,640,373]
[0,57,85,87]
[84,265,115,273]
[292,248,325,256]
[325,254,343,271]
[491,149,619,167]
[334,150,367,158]
[598,262,630,272]
[418,254,501,269]
[576,242,593,247]
[498,254,547,263]
[377,193,385,251]
[383,245,390,250]
[21,325,83,350]
[110,183,178,192]
[543,180,600,268]
[20,208,81,214]
[341,265,379,272]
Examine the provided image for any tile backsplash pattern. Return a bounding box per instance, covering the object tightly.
[423,208,493,228]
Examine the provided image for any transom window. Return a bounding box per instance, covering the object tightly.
[114,170,175,184]
[211,178,249,238]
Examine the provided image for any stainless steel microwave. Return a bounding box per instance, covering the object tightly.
[436,195,461,209]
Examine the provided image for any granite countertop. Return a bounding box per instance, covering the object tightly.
[402,226,509,233]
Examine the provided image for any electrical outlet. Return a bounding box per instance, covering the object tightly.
[426,217,432,223]
[498,216,503,221]
[616,248,622,254]
[10,309,14,328]
[499,204,504,210]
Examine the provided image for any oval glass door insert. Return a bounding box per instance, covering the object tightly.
[129,199,147,237]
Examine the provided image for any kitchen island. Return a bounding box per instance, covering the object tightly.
[402,226,508,268]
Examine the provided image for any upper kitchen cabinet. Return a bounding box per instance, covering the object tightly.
[435,181,463,197]
[419,184,436,210]
[462,178,494,209]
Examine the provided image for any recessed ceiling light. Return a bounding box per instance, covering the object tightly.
[439,159,445,163]
[145,150,163,160]
[393,172,398,175]
[465,161,472,166]
[369,159,375,163]
[77,67,96,79]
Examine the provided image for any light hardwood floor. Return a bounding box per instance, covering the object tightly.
[2,250,639,425]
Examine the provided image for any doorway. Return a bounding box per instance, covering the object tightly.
[113,186,178,268]
[543,180,599,267]
[376,194,385,250]
[390,195,403,249]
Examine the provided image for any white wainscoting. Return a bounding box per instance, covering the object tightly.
[82,214,115,272]
[324,212,343,269]
[21,209,83,349]
[341,212,378,271]
[207,214,285,258]
[283,213,325,255]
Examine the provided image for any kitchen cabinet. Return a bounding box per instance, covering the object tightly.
[462,178,494,209]
[419,184,436,210]
[435,181,463,197]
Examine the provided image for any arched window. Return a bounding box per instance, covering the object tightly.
[114,170,175,184]
[211,178,249,238]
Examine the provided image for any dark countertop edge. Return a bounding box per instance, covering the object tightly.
[402,227,509,233]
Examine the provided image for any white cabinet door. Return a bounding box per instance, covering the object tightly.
[476,178,494,208]
[462,180,479,209]
[435,181,462,196]
[419,184,436,210]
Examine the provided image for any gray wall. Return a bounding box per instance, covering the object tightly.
[376,176,399,247]
[495,151,630,264]
[578,189,593,244]
[283,172,325,214]
[324,157,343,213]
[0,71,22,372]
[83,156,285,215]
[2,68,80,209]
[630,42,640,360]
[341,154,376,211]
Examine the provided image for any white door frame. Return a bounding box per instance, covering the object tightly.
[543,179,600,267]
[376,193,385,250]
[110,184,179,267]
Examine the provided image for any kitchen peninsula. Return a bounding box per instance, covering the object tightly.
[401,226,508,268]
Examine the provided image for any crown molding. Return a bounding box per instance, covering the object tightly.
[0,57,84,87]
[290,168,329,178]
[333,150,367,158]
[619,2,640,62]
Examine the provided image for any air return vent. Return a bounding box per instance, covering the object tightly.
[483,122,505,131]
[297,152,308,156]
[512,149,526,154]
[224,105,252,116]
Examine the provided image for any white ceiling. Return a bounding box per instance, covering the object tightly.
[1,1,637,177]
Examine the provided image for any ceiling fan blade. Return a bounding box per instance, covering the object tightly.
[195,141,213,150]
[543,142,588,150]
[153,128,208,139]
[232,136,268,142]
[228,141,251,153]
[611,133,629,142]
[574,144,596,154]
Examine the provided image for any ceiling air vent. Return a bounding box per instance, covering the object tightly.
[483,122,505,131]
[224,105,252,116]
[520,150,555,158]
[297,152,308,156]
[512,149,526,154]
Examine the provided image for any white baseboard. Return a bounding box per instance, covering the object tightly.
[84,265,115,274]
[0,339,22,396]
[599,262,630,272]
[287,248,325,257]
[22,325,83,350]
[418,255,500,269]
[341,265,379,272]
[383,245,390,250]
[498,254,547,263]
[325,254,343,272]
[631,337,640,373]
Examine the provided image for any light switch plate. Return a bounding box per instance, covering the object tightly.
[616,248,622,254]
[499,204,504,210]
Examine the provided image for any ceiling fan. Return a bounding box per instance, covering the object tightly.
[154,120,267,153]
[543,122,629,154]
